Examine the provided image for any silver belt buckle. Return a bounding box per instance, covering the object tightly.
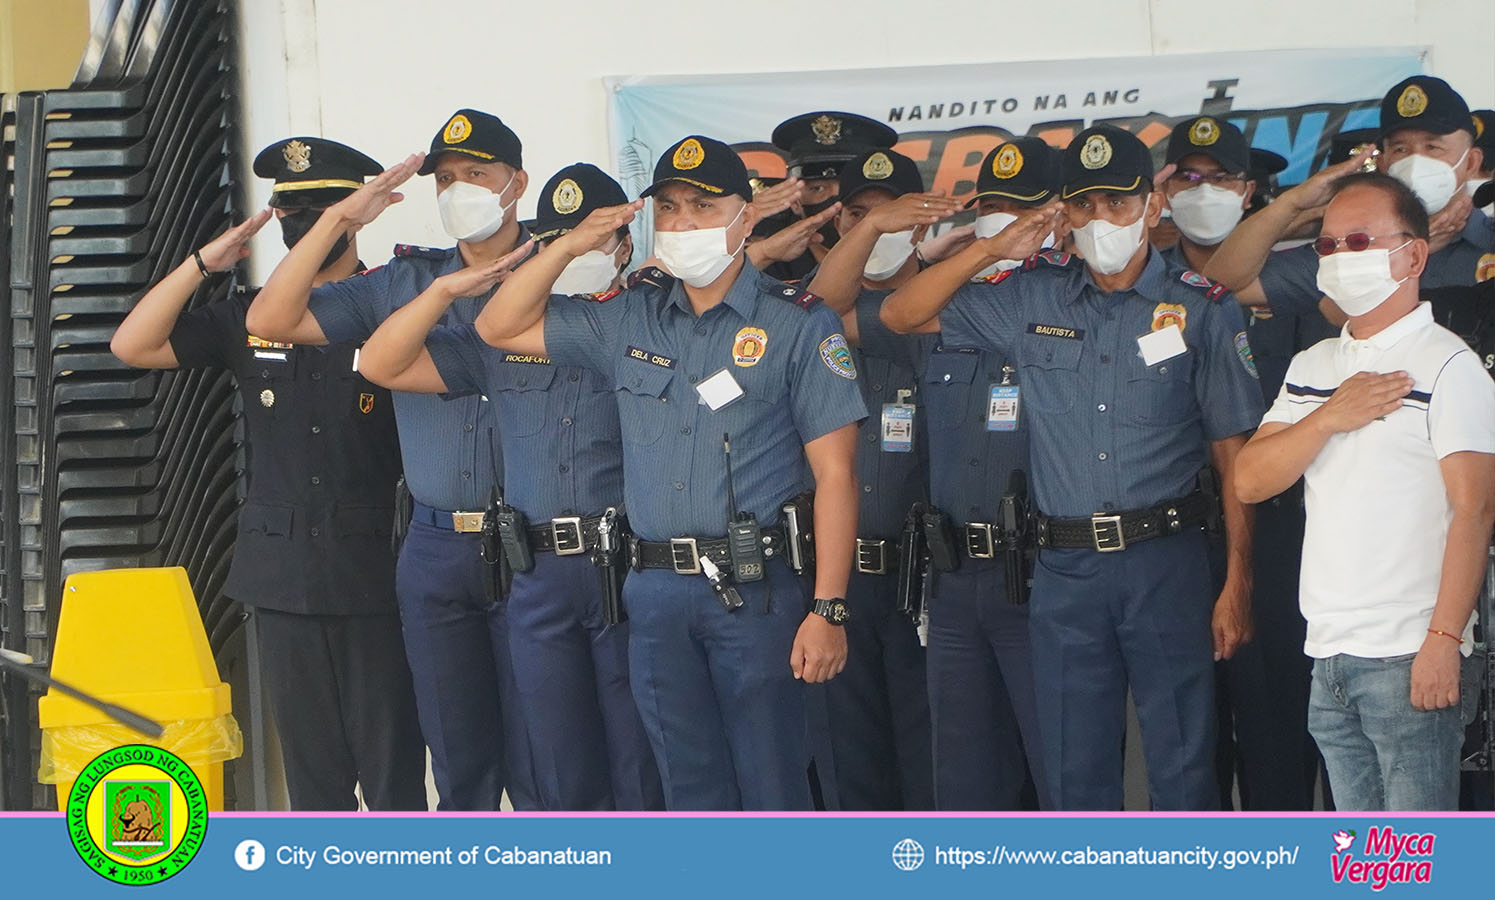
[451,511,485,533]
[855,538,887,575]
[965,523,996,559]
[669,537,701,574]
[551,516,585,555]
[1091,514,1125,552]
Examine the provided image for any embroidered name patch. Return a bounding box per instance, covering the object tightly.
[626,346,676,368]
[503,354,552,365]
[1025,323,1085,340]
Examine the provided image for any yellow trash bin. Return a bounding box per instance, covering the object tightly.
[36,567,242,810]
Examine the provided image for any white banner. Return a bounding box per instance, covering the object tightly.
[606,48,1426,248]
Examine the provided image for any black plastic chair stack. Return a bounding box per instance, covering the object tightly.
[1,0,243,810]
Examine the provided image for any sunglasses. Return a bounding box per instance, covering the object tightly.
[1311,232,1412,257]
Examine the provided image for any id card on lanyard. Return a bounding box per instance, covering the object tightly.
[882,388,915,452]
[987,366,1019,432]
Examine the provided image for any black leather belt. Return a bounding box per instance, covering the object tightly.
[630,527,789,574]
[1037,492,1212,552]
[961,522,1013,559]
[526,515,604,556]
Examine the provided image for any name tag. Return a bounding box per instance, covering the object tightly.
[1137,324,1187,367]
[987,384,1020,431]
[252,350,288,362]
[696,368,744,411]
[626,345,676,368]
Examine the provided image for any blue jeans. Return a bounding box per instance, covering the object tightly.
[1308,652,1473,811]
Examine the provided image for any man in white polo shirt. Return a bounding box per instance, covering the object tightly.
[1235,171,1495,811]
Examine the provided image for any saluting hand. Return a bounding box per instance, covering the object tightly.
[436,239,535,300]
[328,152,424,230]
[863,191,962,234]
[976,201,1062,264]
[1284,149,1373,211]
[1311,370,1414,434]
[554,201,644,258]
[916,223,977,263]
[790,615,848,684]
[197,209,272,272]
[750,177,805,219]
[747,202,840,265]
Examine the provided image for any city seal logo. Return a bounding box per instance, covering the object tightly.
[819,334,857,380]
[67,745,207,885]
[1188,117,1220,146]
[732,327,768,368]
[552,178,583,215]
[1081,133,1112,170]
[282,139,312,173]
[993,144,1024,179]
[1397,84,1427,119]
[812,114,842,146]
[443,113,472,145]
[673,138,705,171]
[862,152,894,180]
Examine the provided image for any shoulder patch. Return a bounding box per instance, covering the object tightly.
[1234,332,1258,379]
[1038,249,1075,267]
[1179,270,1212,289]
[818,333,857,379]
[626,266,675,290]
[981,268,1016,285]
[392,244,448,260]
[587,288,621,302]
[775,283,819,309]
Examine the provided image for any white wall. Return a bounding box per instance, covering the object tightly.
[233,0,1494,281]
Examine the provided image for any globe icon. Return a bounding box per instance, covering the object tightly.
[891,838,925,871]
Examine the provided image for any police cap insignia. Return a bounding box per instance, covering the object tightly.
[282,139,312,173]
[811,114,842,146]
[552,178,583,215]
[444,113,473,144]
[1081,134,1112,170]
[1397,85,1428,119]
[993,144,1024,179]
[863,152,895,180]
[1188,117,1220,146]
[673,138,706,171]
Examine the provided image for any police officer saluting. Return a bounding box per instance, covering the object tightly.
[246,110,539,811]
[469,135,867,810]
[354,162,663,811]
[881,124,1263,810]
[110,138,425,810]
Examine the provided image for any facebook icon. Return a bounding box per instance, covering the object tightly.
[234,839,266,871]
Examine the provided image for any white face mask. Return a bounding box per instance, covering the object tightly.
[551,248,620,296]
[1168,183,1244,246]
[1386,149,1467,213]
[1314,241,1411,317]
[863,229,916,281]
[1072,215,1145,276]
[438,175,516,242]
[654,204,745,288]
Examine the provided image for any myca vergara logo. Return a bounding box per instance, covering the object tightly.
[67,744,208,885]
[1330,825,1434,891]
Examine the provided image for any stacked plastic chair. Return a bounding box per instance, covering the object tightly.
[0,0,243,810]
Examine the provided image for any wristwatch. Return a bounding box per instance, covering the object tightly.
[812,597,850,625]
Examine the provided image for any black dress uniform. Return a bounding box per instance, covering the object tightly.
[163,136,424,811]
[168,285,424,811]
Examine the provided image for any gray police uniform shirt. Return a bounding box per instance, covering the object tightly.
[1422,207,1494,290]
[426,319,623,523]
[308,240,535,512]
[940,249,1264,519]
[852,290,935,538]
[544,263,869,542]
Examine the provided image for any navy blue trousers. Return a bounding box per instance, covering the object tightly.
[1030,530,1218,810]
[625,562,811,810]
[927,558,1047,810]
[395,517,537,810]
[507,552,663,810]
[816,570,933,810]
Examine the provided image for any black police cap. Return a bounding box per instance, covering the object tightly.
[252,137,382,209]
[838,148,923,204]
[771,111,898,180]
[1061,124,1153,199]
[966,137,1059,208]
[532,163,628,242]
[1472,109,1495,158]
[1328,128,1381,167]
[1380,75,1475,140]
[1165,116,1250,174]
[640,135,753,202]
[418,109,522,176]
